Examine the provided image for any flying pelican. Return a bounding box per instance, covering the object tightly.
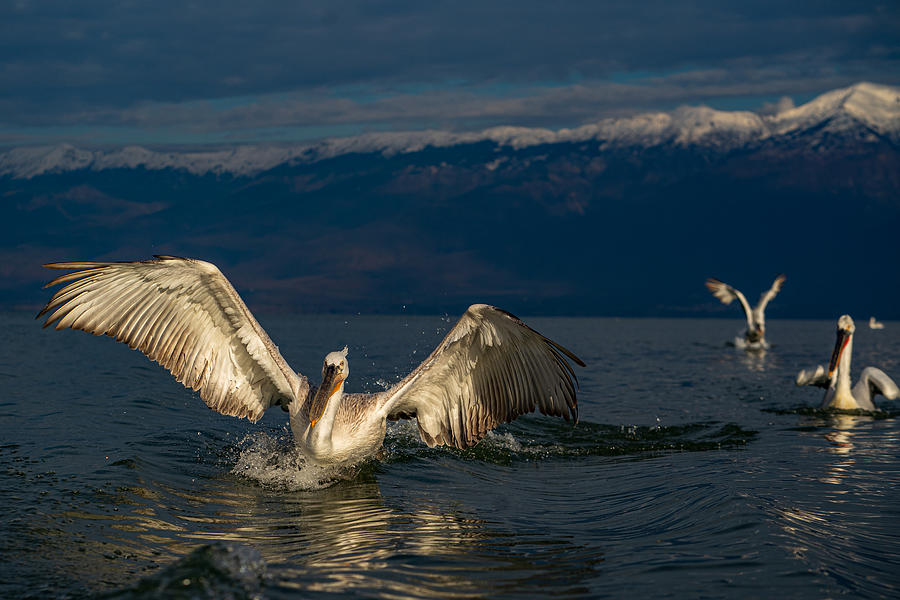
[37,256,584,467]
[796,315,899,411]
[869,317,885,330]
[705,274,785,349]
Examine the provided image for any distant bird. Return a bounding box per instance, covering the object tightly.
[869,317,885,330]
[37,256,584,467]
[796,315,899,411]
[705,274,786,349]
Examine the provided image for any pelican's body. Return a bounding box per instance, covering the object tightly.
[292,391,390,466]
[38,257,583,467]
[869,317,884,330]
[705,274,785,350]
[796,315,899,411]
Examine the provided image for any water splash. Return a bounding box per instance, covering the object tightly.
[228,431,369,492]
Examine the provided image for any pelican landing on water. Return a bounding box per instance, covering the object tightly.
[705,274,785,350]
[37,256,584,467]
[796,315,899,411]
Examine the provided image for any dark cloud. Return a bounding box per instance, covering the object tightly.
[1,1,898,141]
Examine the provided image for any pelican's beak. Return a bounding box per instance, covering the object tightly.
[309,365,344,428]
[827,327,851,378]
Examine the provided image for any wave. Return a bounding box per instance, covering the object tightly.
[101,542,266,599]
[384,418,756,463]
[229,418,756,491]
[763,406,900,419]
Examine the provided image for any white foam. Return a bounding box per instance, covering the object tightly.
[482,431,525,452]
[229,431,351,491]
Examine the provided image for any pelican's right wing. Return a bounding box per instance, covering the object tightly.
[705,278,753,326]
[380,304,584,449]
[795,365,830,389]
[756,274,786,315]
[37,256,307,422]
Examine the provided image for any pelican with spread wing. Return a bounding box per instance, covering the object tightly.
[796,315,899,411]
[37,256,584,466]
[705,274,785,349]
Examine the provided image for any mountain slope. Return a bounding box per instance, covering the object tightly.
[2,82,899,318]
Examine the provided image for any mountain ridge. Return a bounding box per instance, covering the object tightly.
[2,82,897,180]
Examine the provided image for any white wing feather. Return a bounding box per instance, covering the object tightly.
[705,278,753,328]
[38,256,307,422]
[796,365,830,389]
[854,367,900,401]
[755,274,786,316]
[380,304,583,449]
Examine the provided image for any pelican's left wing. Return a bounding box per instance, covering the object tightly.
[854,367,900,401]
[796,365,830,389]
[380,304,584,449]
[37,256,307,422]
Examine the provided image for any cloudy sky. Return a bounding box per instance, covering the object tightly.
[2,1,898,147]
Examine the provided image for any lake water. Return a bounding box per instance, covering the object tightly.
[2,313,899,599]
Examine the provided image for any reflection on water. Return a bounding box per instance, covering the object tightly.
[59,467,606,598]
[740,347,768,372]
[764,410,900,598]
[820,414,862,488]
[822,413,864,457]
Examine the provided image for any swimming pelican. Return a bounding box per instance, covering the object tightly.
[796,315,899,410]
[37,256,584,466]
[869,317,885,330]
[705,274,785,349]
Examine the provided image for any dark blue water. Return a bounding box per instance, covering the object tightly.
[2,313,899,598]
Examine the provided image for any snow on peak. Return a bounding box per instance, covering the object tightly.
[1,144,94,179]
[1,82,897,179]
[768,81,900,136]
[667,106,767,145]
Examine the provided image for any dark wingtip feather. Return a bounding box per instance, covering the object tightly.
[562,345,586,368]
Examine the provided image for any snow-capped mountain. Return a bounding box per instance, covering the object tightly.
[770,82,900,138]
[3,83,898,318]
[1,82,898,180]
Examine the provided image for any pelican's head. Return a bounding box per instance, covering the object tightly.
[309,346,349,428]
[828,315,855,378]
[322,346,350,378]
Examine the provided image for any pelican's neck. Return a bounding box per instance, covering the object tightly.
[835,335,853,392]
[743,306,755,332]
[826,335,856,408]
[309,384,345,446]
